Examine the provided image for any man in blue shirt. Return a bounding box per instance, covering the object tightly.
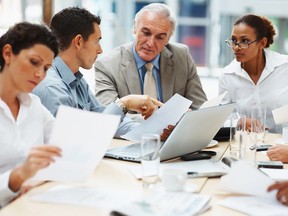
[33,7,163,138]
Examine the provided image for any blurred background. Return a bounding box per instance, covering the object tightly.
[1,0,288,99]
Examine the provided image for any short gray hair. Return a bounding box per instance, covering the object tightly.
[134,3,177,37]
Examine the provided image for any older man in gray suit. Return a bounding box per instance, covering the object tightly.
[95,3,207,110]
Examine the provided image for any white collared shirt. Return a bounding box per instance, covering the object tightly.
[219,49,288,133]
[0,93,54,207]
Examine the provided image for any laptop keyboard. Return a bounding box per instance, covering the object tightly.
[106,143,142,160]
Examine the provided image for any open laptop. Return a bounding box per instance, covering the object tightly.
[105,103,235,162]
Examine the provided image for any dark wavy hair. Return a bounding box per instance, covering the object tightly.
[0,22,58,71]
[234,14,276,48]
[50,7,101,51]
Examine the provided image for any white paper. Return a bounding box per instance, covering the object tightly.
[128,160,229,179]
[218,161,276,198]
[114,192,211,216]
[121,94,192,142]
[32,106,120,182]
[200,91,227,109]
[219,196,288,216]
[31,185,139,208]
[272,104,288,125]
[260,168,288,181]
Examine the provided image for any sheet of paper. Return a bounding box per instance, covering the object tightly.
[121,94,192,142]
[128,160,229,179]
[31,185,210,216]
[30,185,139,208]
[32,106,120,182]
[114,192,211,216]
[272,104,288,125]
[219,196,288,216]
[260,168,288,181]
[218,161,276,198]
[200,91,227,109]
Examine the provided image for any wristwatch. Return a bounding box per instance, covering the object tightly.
[115,98,128,114]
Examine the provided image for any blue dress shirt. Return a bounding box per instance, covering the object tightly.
[33,56,139,138]
[132,45,163,102]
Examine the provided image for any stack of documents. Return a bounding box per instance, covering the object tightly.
[112,192,211,216]
[217,161,288,216]
[31,185,211,216]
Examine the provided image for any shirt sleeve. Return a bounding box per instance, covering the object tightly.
[103,103,139,138]
[34,83,76,117]
[0,170,19,208]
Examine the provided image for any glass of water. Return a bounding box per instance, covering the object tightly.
[251,105,266,146]
[141,133,160,188]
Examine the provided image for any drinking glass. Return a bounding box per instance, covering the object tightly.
[251,106,266,146]
[141,134,160,188]
[230,113,246,159]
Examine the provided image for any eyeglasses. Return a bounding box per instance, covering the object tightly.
[225,38,258,49]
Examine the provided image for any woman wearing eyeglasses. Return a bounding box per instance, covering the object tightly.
[219,14,288,134]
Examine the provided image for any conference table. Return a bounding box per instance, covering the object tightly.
[0,134,283,216]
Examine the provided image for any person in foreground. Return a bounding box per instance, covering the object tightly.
[33,7,165,139]
[219,14,288,133]
[268,181,288,206]
[0,22,60,207]
[94,3,207,110]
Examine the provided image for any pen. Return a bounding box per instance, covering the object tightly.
[187,172,226,178]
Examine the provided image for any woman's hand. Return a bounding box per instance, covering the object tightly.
[9,145,61,192]
[268,181,288,205]
[267,145,288,163]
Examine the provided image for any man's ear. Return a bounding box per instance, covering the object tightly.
[2,44,13,65]
[132,21,137,35]
[73,34,83,49]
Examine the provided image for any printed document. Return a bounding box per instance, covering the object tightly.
[217,161,288,216]
[32,106,120,182]
[272,104,288,124]
[218,161,275,198]
[31,185,211,216]
[200,91,227,109]
[121,94,192,142]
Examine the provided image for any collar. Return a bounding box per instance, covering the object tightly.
[52,56,80,87]
[132,43,160,70]
[17,93,32,106]
[224,49,288,76]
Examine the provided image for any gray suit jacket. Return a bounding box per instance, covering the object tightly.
[95,42,207,110]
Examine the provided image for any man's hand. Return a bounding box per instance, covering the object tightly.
[120,94,163,119]
[160,125,175,141]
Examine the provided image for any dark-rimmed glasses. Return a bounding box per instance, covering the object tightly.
[225,38,258,49]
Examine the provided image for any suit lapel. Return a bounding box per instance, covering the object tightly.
[160,47,175,102]
[120,45,142,94]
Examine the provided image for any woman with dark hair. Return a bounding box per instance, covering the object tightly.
[219,14,288,133]
[0,22,61,207]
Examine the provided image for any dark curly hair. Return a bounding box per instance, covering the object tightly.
[234,14,276,48]
[0,22,58,71]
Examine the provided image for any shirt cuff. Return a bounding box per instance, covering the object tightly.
[104,102,126,121]
[0,170,19,208]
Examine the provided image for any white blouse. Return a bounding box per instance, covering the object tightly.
[0,93,54,207]
[219,49,288,133]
